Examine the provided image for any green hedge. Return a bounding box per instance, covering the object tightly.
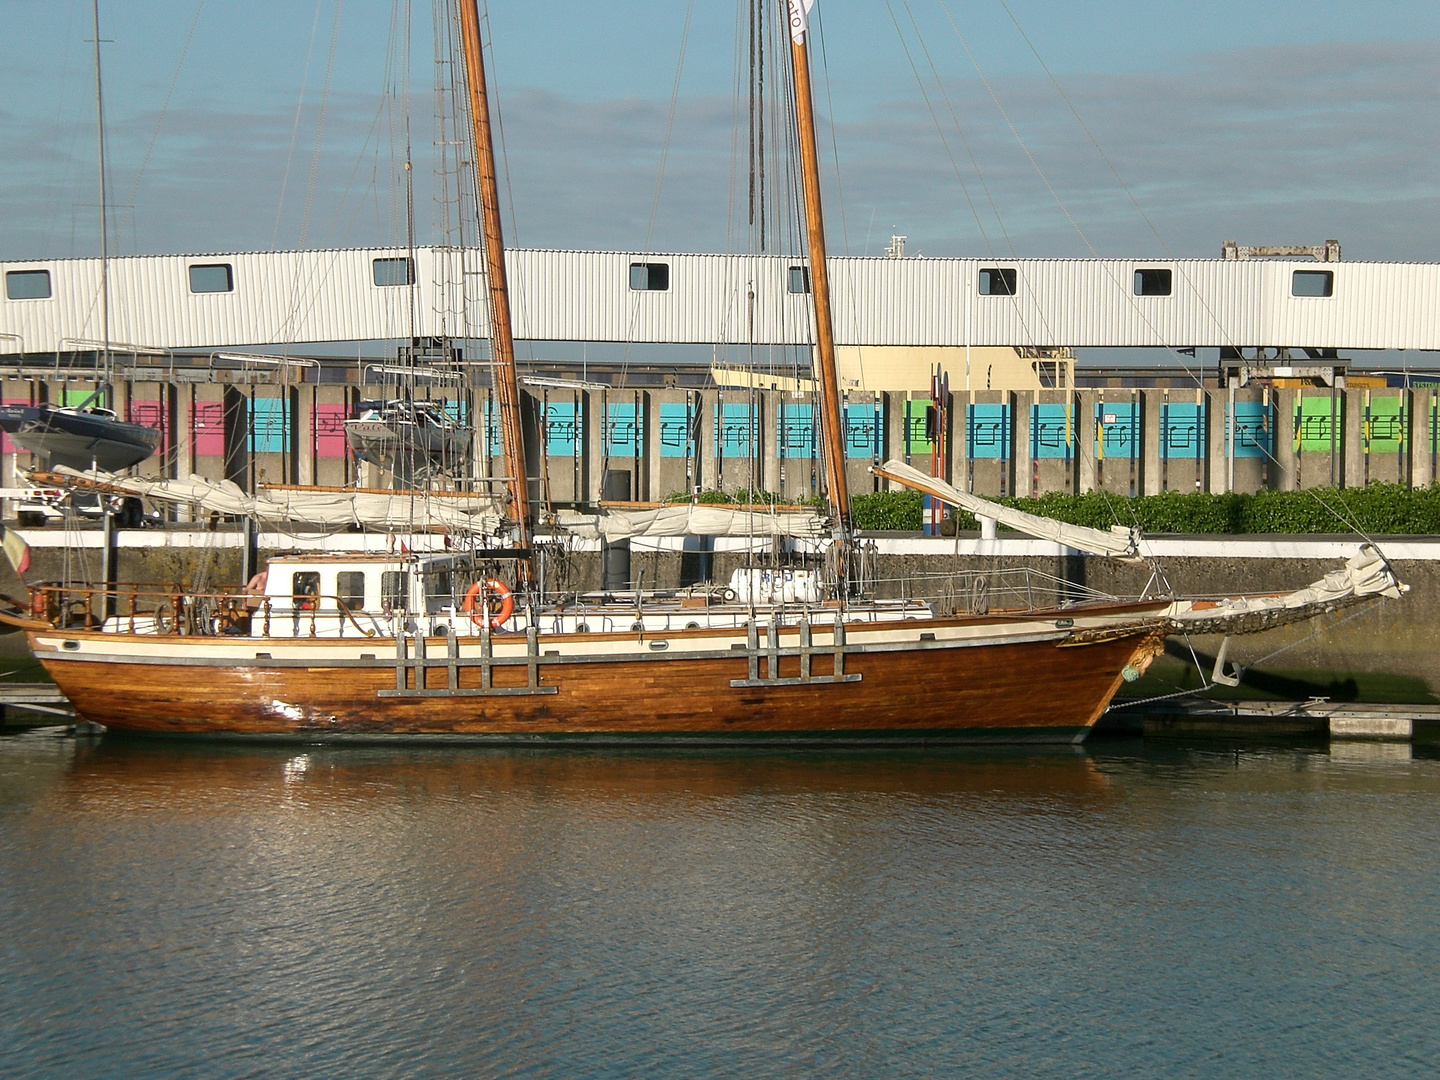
[851,483,1440,535]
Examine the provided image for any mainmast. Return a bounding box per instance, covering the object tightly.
[785,0,850,532]
[457,1,532,570]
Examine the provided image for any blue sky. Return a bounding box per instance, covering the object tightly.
[1,0,1437,263]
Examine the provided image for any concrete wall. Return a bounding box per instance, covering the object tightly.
[6,376,1439,514]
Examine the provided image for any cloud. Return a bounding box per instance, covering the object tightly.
[2,40,1436,264]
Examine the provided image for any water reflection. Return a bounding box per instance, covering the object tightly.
[3,737,1438,1078]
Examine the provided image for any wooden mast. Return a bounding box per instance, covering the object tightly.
[785,0,850,531]
[458,1,531,570]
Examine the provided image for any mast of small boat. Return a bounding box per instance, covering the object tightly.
[784,1,852,560]
[91,0,112,400]
[457,1,532,580]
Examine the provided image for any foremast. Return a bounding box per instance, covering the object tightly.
[785,2,852,558]
[458,1,531,578]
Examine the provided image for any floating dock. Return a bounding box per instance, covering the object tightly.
[1102,698,1440,741]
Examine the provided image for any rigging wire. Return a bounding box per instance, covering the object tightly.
[114,0,206,249]
[272,0,327,251]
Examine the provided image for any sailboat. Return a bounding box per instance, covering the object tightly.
[344,398,470,484]
[1,1,1402,742]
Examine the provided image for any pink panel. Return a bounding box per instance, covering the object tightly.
[192,401,225,457]
[314,403,349,459]
[128,400,168,461]
[1,398,30,454]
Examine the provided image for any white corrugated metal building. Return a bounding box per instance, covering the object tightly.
[1,247,1437,354]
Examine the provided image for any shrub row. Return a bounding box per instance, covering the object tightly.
[849,483,1440,535]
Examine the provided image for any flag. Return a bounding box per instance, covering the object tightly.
[0,524,31,576]
[788,0,815,43]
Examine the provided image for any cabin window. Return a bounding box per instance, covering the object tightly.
[1134,268,1172,296]
[337,571,366,610]
[291,571,321,610]
[787,266,811,294]
[629,262,669,291]
[188,263,234,294]
[1292,270,1334,298]
[424,568,454,606]
[5,270,51,300]
[978,267,1017,296]
[381,571,408,613]
[372,257,414,287]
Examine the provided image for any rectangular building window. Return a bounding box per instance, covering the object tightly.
[188,263,234,294]
[372,257,415,287]
[5,269,51,300]
[1134,268,1172,296]
[629,262,670,291]
[977,267,1017,296]
[1292,270,1334,297]
[787,266,811,294]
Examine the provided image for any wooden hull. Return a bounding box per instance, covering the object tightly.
[28,611,1166,745]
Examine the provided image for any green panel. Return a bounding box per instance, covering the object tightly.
[904,398,933,456]
[1365,396,1404,453]
[62,387,101,407]
[1295,395,1341,453]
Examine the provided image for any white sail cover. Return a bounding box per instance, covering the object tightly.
[787,0,816,42]
[872,459,1144,563]
[1166,544,1406,632]
[555,504,826,541]
[48,466,506,534]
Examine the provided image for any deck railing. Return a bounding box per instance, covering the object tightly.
[30,584,378,639]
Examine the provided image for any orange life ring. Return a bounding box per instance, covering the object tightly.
[462,579,514,629]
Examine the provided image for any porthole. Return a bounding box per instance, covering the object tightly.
[685,621,701,630]
[575,623,590,634]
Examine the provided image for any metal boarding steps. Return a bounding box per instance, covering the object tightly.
[379,624,557,698]
[376,616,864,699]
[729,616,863,689]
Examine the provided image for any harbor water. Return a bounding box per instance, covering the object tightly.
[2,736,1437,1078]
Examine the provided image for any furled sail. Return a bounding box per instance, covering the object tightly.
[871,459,1144,563]
[555,504,826,541]
[44,467,506,535]
[1164,544,1406,635]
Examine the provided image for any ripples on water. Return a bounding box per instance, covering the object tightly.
[2,735,1438,1078]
